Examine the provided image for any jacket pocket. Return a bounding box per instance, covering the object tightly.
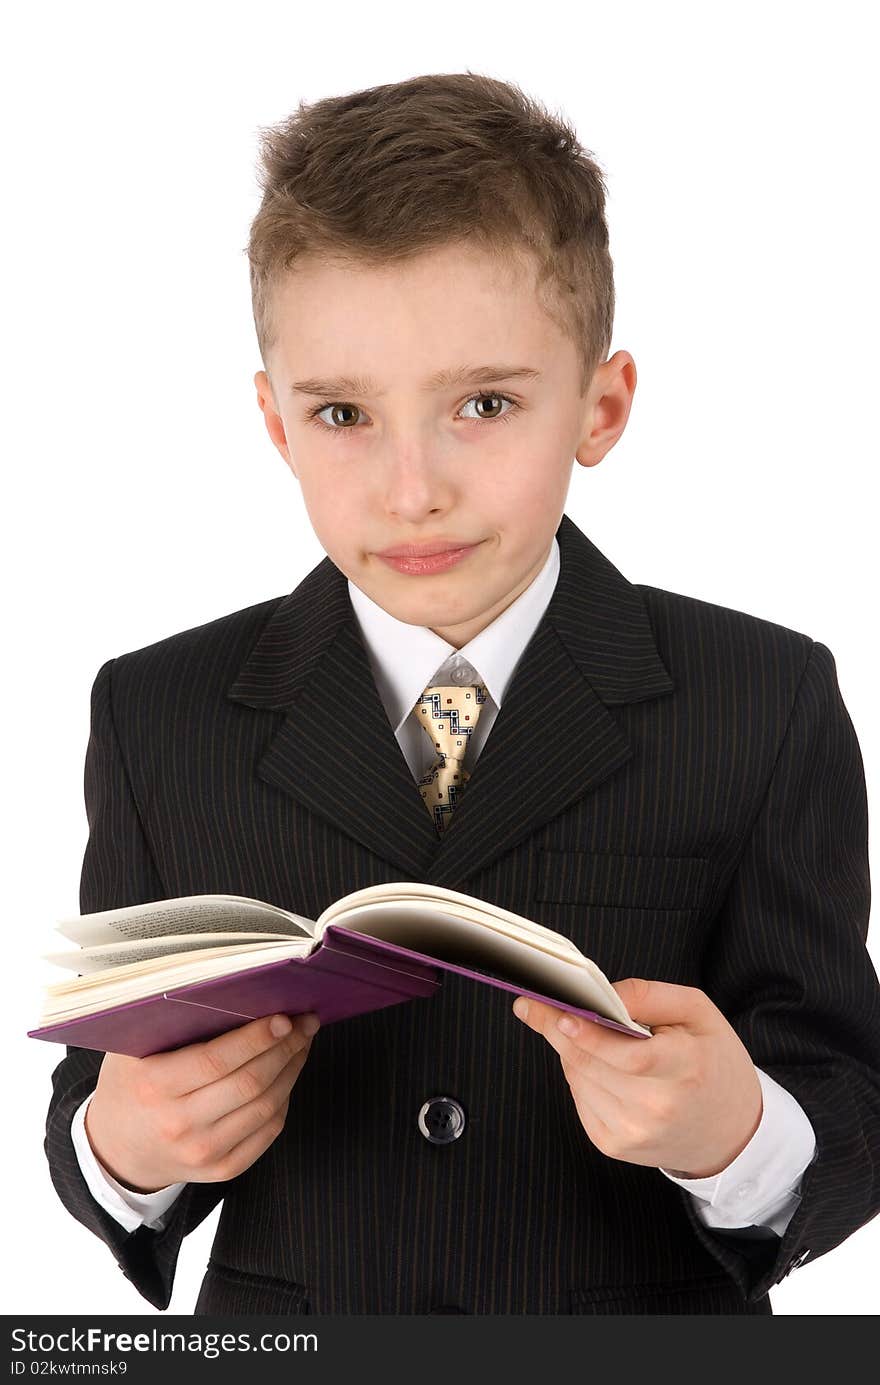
[568,1272,767,1315]
[536,849,710,911]
[194,1258,311,1315]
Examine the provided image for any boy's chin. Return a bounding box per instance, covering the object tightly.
[367,575,486,627]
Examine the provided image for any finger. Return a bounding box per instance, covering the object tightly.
[195,1045,311,1168]
[184,1085,296,1184]
[513,997,648,1109]
[182,1018,318,1126]
[512,996,660,1076]
[565,1065,627,1139]
[161,1012,319,1099]
[611,978,709,1032]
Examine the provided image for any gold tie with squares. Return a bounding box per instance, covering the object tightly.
[414,682,488,834]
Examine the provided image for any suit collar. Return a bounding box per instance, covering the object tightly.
[227,513,675,888]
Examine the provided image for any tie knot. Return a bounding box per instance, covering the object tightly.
[414,683,487,763]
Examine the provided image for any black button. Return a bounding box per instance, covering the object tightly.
[417,1096,466,1144]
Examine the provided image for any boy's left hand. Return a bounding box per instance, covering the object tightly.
[512,978,763,1177]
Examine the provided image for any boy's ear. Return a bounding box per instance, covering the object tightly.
[254,369,297,474]
[574,350,637,469]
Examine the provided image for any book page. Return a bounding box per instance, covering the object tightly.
[56,895,318,946]
[318,882,585,961]
[323,900,602,977]
[38,938,317,1026]
[315,882,650,1033]
[321,903,648,1034]
[42,931,298,974]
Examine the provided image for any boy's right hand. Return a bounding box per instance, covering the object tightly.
[82,1012,320,1193]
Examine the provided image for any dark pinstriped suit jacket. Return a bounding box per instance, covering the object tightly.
[43,513,880,1314]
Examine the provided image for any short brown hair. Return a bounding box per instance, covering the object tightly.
[246,72,615,397]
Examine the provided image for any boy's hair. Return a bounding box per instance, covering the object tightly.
[246,72,615,398]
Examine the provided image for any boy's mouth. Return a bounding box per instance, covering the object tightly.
[375,540,482,576]
[376,537,480,558]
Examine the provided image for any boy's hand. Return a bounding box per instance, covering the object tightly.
[512,979,763,1177]
[83,1012,320,1193]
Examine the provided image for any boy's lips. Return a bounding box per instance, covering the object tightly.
[375,540,482,575]
[375,539,481,558]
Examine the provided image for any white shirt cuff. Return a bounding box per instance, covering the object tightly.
[658,1066,817,1235]
[71,1090,187,1233]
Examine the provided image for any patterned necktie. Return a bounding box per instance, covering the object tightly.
[414,683,488,834]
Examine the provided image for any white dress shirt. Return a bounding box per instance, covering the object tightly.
[70,536,817,1237]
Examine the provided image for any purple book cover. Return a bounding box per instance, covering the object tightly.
[27,924,650,1057]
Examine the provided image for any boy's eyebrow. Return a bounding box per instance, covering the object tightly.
[289,363,543,397]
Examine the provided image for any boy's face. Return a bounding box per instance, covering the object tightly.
[255,241,635,647]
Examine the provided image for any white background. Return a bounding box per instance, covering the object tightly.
[4,0,877,1316]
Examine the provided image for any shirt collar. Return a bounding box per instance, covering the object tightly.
[347,537,561,735]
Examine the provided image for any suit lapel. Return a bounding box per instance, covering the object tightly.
[226,513,676,886]
[226,552,440,878]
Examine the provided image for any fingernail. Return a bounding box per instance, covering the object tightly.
[557,1015,579,1037]
[513,998,529,1021]
[270,1015,292,1038]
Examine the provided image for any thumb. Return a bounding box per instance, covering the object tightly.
[612,977,708,1031]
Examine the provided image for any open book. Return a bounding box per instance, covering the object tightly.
[27,881,651,1056]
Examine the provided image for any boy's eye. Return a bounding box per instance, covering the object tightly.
[459,393,515,422]
[312,402,362,429]
[306,391,519,436]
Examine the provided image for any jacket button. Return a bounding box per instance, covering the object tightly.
[418,1096,466,1144]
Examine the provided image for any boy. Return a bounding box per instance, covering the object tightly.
[43,72,879,1315]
